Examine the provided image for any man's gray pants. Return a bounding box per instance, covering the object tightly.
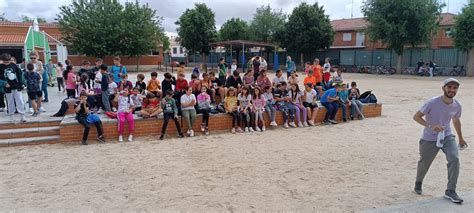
[416,135,460,191]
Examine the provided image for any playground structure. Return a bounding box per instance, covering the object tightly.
[23,18,67,64]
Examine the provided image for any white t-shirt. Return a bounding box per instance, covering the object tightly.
[272,76,286,85]
[231,64,237,72]
[323,63,331,73]
[94,72,102,90]
[304,89,317,103]
[180,94,196,110]
[108,82,117,94]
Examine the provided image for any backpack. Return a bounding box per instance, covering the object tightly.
[360,91,377,104]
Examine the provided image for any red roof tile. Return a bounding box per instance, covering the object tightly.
[0,33,26,45]
[0,21,59,28]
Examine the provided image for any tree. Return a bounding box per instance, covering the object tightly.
[0,13,8,22]
[277,2,334,65]
[175,3,217,70]
[362,0,444,73]
[218,18,249,41]
[452,3,474,76]
[57,0,167,61]
[249,5,286,42]
[21,16,47,23]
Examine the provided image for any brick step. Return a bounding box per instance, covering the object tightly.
[0,118,62,130]
[0,135,61,147]
[0,126,60,140]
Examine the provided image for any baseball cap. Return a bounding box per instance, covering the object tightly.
[443,78,460,87]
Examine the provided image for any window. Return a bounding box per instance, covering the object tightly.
[445,28,452,38]
[343,33,352,42]
[173,47,177,54]
[180,47,184,54]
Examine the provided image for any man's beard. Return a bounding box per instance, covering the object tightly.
[444,90,456,98]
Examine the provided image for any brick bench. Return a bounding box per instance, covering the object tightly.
[60,103,382,143]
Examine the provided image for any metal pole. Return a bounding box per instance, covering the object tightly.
[241,43,245,71]
[230,44,233,64]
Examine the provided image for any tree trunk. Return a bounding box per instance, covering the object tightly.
[467,49,474,77]
[136,56,140,72]
[396,53,403,74]
[300,53,304,71]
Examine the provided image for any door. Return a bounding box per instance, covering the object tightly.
[356,32,365,46]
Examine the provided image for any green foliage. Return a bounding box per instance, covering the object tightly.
[218,18,249,41]
[453,3,474,51]
[276,2,334,54]
[21,16,47,23]
[57,0,167,58]
[249,5,286,42]
[362,0,444,55]
[175,3,217,54]
[0,13,8,22]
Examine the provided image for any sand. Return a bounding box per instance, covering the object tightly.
[1,73,473,212]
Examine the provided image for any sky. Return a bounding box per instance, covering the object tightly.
[0,0,469,36]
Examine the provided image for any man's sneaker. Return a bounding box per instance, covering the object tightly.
[231,128,236,134]
[270,121,277,126]
[128,135,133,142]
[329,120,338,124]
[245,127,249,132]
[289,122,296,127]
[97,136,106,143]
[414,182,422,195]
[308,120,315,126]
[255,127,261,132]
[444,190,463,204]
[298,122,304,128]
[283,123,289,129]
[118,135,124,142]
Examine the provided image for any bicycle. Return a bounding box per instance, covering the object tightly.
[449,66,466,76]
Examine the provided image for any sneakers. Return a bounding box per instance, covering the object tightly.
[255,127,261,132]
[249,127,254,132]
[444,190,463,204]
[303,121,309,127]
[20,115,26,123]
[29,108,33,113]
[39,107,46,112]
[262,126,266,131]
[178,133,185,138]
[119,135,123,142]
[128,135,133,142]
[32,112,38,117]
[189,130,194,137]
[414,182,422,195]
[245,127,249,132]
[289,122,296,128]
[329,120,338,124]
[322,120,330,125]
[237,127,243,133]
[231,128,236,134]
[270,121,277,126]
[82,140,88,145]
[0,108,4,112]
[186,129,191,135]
[308,120,315,126]
[283,123,289,129]
[97,135,106,143]
[298,122,304,128]
[343,118,347,122]
[159,134,164,140]
[204,127,209,135]
[201,123,205,132]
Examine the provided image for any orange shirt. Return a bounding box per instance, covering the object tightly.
[147,79,161,92]
[303,76,317,86]
[312,65,323,83]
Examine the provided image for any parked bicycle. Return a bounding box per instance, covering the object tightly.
[449,66,466,76]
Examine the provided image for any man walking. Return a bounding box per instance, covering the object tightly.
[413,78,467,204]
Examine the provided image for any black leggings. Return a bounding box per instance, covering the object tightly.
[228,111,240,127]
[200,109,210,127]
[76,116,104,141]
[66,89,76,98]
[57,77,64,91]
[161,112,182,135]
[0,92,5,108]
[241,111,255,128]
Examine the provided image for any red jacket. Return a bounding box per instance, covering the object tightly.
[175,79,188,91]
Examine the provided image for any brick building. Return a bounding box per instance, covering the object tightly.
[0,21,163,70]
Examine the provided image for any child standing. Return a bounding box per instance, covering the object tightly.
[252,86,266,131]
[224,87,242,134]
[263,86,277,127]
[100,64,112,112]
[1,53,26,122]
[238,86,254,132]
[180,86,197,137]
[289,83,308,127]
[302,83,318,126]
[160,90,184,140]
[117,90,135,142]
[65,65,77,98]
[108,74,118,110]
[135,73,146,95]
[197,86,211,135]
[24,63,43,116]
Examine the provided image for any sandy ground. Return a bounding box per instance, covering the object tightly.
[1,73,473,212]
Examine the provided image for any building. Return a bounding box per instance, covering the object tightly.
[169,36,186,62]
[330,13,456,50]
[0,21,163,70]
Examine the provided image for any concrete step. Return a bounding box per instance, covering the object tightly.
[0,135,61,147]
[0,118,62,130]
[0,126,60,140]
